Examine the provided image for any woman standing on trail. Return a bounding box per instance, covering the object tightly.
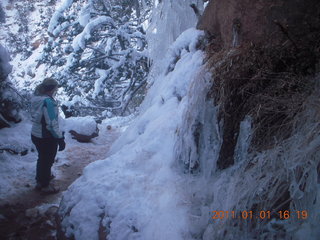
[31,78,66,194]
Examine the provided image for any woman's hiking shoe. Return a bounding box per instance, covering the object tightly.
[40,184,60,194]
[35,182,43,191]
[35,183,60,194]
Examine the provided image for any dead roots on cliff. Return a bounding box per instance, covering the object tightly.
[207,44,316,151]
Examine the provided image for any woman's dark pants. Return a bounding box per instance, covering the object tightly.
[31,135,58,187]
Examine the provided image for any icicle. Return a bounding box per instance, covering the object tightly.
[234,115,252,164]
[232,18,241,47]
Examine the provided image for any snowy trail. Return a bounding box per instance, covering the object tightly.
[0,126,120,239]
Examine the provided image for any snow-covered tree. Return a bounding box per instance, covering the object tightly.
[0,0,56,67]
[41,0,152,117]
[0,3,5,24]
[0,44,21,128]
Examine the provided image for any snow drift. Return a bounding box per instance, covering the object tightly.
[58,28,207,240]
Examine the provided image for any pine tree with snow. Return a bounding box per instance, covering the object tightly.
[0,3,5,24]
[0,44,21,128]
[41,0,152,117]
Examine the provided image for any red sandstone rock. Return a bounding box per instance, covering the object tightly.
[197,0,320,49]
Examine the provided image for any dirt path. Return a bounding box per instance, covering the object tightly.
[0,128,120,240]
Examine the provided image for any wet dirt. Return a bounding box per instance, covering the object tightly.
[0,128,120,240]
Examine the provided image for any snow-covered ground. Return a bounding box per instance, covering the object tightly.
[0,113,132,205]
[57,28,207,240]
[0,118,36,204]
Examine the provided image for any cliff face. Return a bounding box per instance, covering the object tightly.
[198,0,320,49]
[183,1,320,238]
[197,0,320,169]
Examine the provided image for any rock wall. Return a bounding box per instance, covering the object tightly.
[191,1,320,238]
[197,0,320,169]
[198,0,320,49]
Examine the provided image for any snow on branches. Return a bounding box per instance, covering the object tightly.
[0,44,21,128]
[48,0,75,36]
[72,16,114,51]
[43,0,152,117]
